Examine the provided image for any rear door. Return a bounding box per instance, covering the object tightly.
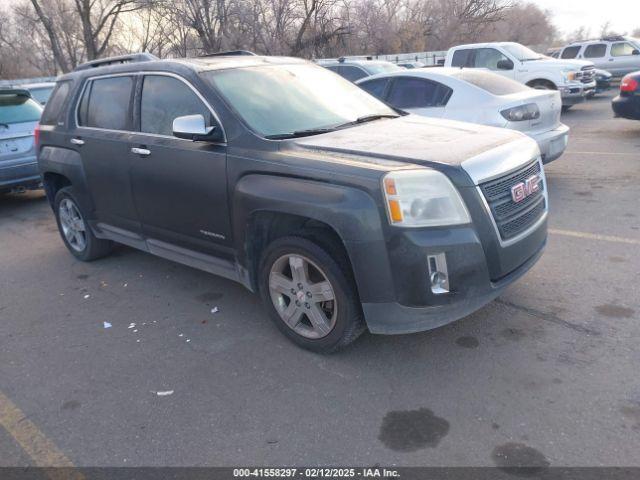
[128,73,231,256]
[74,74,141,234]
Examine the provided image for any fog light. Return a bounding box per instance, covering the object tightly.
[427,253,449,294]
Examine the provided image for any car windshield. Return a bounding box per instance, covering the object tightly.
[502,43,543,61]
[29,87,54,105]
[203,63,397,138]
[365,63,403,75]
[0,94,42,124]
[450,70,529,95]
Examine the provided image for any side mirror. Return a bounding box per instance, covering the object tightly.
[632,49,640,56]
[497,59,514,70]
[172,114,220,141]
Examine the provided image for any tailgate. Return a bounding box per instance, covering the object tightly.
[0,121,36,162]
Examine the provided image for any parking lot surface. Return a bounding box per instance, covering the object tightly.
[1,90,639,468]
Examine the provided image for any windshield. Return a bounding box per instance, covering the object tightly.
[366,63,403,75]
[29,87,54,105]
[203,63,396,138]
[0,94,42,124]
[450,70,529,95]
[502,43,543,61]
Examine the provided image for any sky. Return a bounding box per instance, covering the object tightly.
[532,0,640,37]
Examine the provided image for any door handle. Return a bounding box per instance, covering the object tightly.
[131,147,151,156]
[70,138,84,146]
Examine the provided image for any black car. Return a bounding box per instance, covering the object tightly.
[37,53,547,352]
[612,71,640,120]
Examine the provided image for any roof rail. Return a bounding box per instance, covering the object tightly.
[199,50,257,57]
[600,35,626,42]
[74,53,158,72]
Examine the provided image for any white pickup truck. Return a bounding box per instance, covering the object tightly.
[444,42,597,109]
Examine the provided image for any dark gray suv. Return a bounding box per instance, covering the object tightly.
[37,53,548,352]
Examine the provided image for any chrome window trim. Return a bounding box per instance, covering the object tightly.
[74,71,227,144]
[476,156,548,248]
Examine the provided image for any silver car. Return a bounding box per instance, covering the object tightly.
[357,68,569,164]
[0,89,43,194]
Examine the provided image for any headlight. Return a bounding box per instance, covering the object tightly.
[501,103,540,122]
[562,70,579,82]
[382,170,470,227]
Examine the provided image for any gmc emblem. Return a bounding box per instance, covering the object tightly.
[511,175,541,203]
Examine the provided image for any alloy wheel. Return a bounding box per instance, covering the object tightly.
[268,254,337,339]
[59,198,87,252]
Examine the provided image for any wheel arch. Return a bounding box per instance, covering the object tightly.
[233,174,396,304]
[526,78,558,90]
[38,146,94,213]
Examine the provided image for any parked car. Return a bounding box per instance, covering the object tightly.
[444,42,597,109]
[595,69,613,93]
[0,88,43,194]
[317,57,402,82]
[612,71,640,120]
[556,36,640,77]
[397,61,425,69]
[20,82,56,105]
[37,53,547,353]
[357,68,568,164]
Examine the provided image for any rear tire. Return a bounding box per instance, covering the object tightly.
[561,105,572,112]
[54,186,113,261]
[259,236,365,353]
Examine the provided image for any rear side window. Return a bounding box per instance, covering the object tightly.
[451,49,472,67]
[611,42,636,57]
[561,46,580,59]
[340,66,368,82]
[584,44,607,58]
[386,77,451,109]
[40,81,71,125]
[140,75,210,136]
[0,93,42,124]
[78,76,133,130]
[359,78,390,99]
[451,70,528,95]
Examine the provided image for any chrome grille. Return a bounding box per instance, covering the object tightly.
[480,160,546,241]
[579,65,595,84]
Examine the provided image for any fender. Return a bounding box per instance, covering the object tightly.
[233,174,397,304]
[38,146,94,215]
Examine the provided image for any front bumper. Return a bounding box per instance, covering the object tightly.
[612,94,640,120]
[558,83,588,105]
[361,193,547,335]
[529,123,569,164]
[0,156,41,192]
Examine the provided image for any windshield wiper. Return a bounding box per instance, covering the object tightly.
[264,127,337,140]
[335,113,400,129]
[0,122,9,129]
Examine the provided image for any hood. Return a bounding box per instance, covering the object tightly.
[289,115,531,169]
[532,57,594,70]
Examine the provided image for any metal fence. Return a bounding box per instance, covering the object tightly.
[317,51,447,66]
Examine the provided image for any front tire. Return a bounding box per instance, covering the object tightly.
[54,186,113,261]
[259,236,365,353]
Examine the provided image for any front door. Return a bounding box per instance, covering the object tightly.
[128,74,231,257]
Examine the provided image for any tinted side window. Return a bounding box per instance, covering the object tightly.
[140,75,210,137]
[325,65,340,73]
[40,81,71,125]
[473,48,509,70]
[387,77,451,109]
[359,78,390,99]
[561,46,580,59]
[584,44,606,58]
[79,76,133,130]
[340,66,368,82]
[451,49,472,67]
[611,42,636,56]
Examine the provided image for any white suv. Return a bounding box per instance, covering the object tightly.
[445,42,596,109]
[556,36,640,77]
